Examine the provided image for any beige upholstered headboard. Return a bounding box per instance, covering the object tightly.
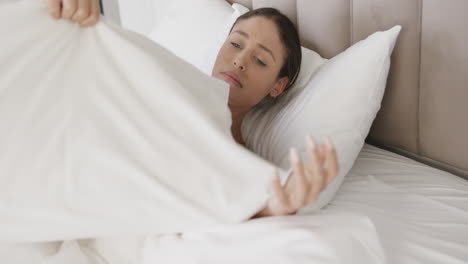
[228,0,468,179]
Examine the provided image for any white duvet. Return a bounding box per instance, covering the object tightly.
[0,1,385,263]
[0,210,385,264]
[0,0,277,241]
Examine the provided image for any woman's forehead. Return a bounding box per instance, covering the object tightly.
[231,17,286,59]
[232,17,279,40]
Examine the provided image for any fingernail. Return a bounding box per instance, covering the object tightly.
[325,137,333,149]
[289,147,300,164]
[306,135,315,149]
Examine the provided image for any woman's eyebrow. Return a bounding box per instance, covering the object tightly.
[258,43,276,62]
[233,30,249,38]
[232,30,276,62]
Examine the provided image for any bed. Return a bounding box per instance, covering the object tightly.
[331,143,468,263]
[124,144,468,264]
[1,0,467,263]
[149,143,468,264]
[113,0,468,262]
[275,0,468,262]
[258,0,468,262]
[2,143,465,263]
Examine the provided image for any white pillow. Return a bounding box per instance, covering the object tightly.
[147,1,326,181]
[117,0,157,36]
[147,0,325,119]
[147,2,401,212]
[241,26,402,213]
[148,1,249,75]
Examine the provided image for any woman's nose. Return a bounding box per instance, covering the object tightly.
[233,55,246,71]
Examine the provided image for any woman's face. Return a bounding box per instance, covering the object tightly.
[212,16,289,111]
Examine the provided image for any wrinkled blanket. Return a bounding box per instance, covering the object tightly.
[0,0,278,242]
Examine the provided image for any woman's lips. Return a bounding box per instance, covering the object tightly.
[221,72,242,88]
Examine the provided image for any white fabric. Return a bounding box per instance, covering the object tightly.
[3,136,467,264]
[0,0,285,242]
[0,211,386,264]
[6,143,468,264]
[117,0,156,36]
[147,0,240,75]
[0,3,385,263]
[242,26,402,213]
[142,210,385,264]
[8,1,463,264]
[331,144,468,264]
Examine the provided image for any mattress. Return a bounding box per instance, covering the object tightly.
[1,143,467,264]
[328,143,468,264]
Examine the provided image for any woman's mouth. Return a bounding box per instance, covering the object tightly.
[220,72,242,88]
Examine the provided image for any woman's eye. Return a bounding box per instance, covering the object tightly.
[230,42,240,48]
[256,58,267,67]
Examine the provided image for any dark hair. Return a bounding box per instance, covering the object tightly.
[229,8,301,108]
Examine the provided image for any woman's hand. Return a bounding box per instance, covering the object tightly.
[47,0,100,27]
[254,136,339,218]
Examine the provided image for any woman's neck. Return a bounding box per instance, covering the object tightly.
[230,109,247,146]
[231,118,245,146]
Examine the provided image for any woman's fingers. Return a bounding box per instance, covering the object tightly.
[305,136,326,203]
[47,0,62,19]
[61,0,77,19]
[71,0,90,23]
[80,0,100,27]
[325,138,339,185]
[272,170,288,204]
[268,138,339,216]
[46,0,100,27]
[271,169,293,215]
[318,144,326,165]
[289,147,309,208]
[269,138,339,216]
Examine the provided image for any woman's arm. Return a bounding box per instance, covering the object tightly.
[252,136,339,218]
[46,0,100,27]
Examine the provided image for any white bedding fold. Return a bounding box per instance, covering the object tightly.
[0,210,387,264]
[0,2,388,264]
[141,210,386,264]
[0,0,279,242]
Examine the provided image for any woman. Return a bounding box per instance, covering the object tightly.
[46,0,339,218]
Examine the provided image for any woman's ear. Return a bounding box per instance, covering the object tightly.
[269,76,289,97]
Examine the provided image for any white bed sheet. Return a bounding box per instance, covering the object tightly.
[140,143,468,264]
[2,144,467,264]
[0,209,385,264]
[327,143,468,264]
